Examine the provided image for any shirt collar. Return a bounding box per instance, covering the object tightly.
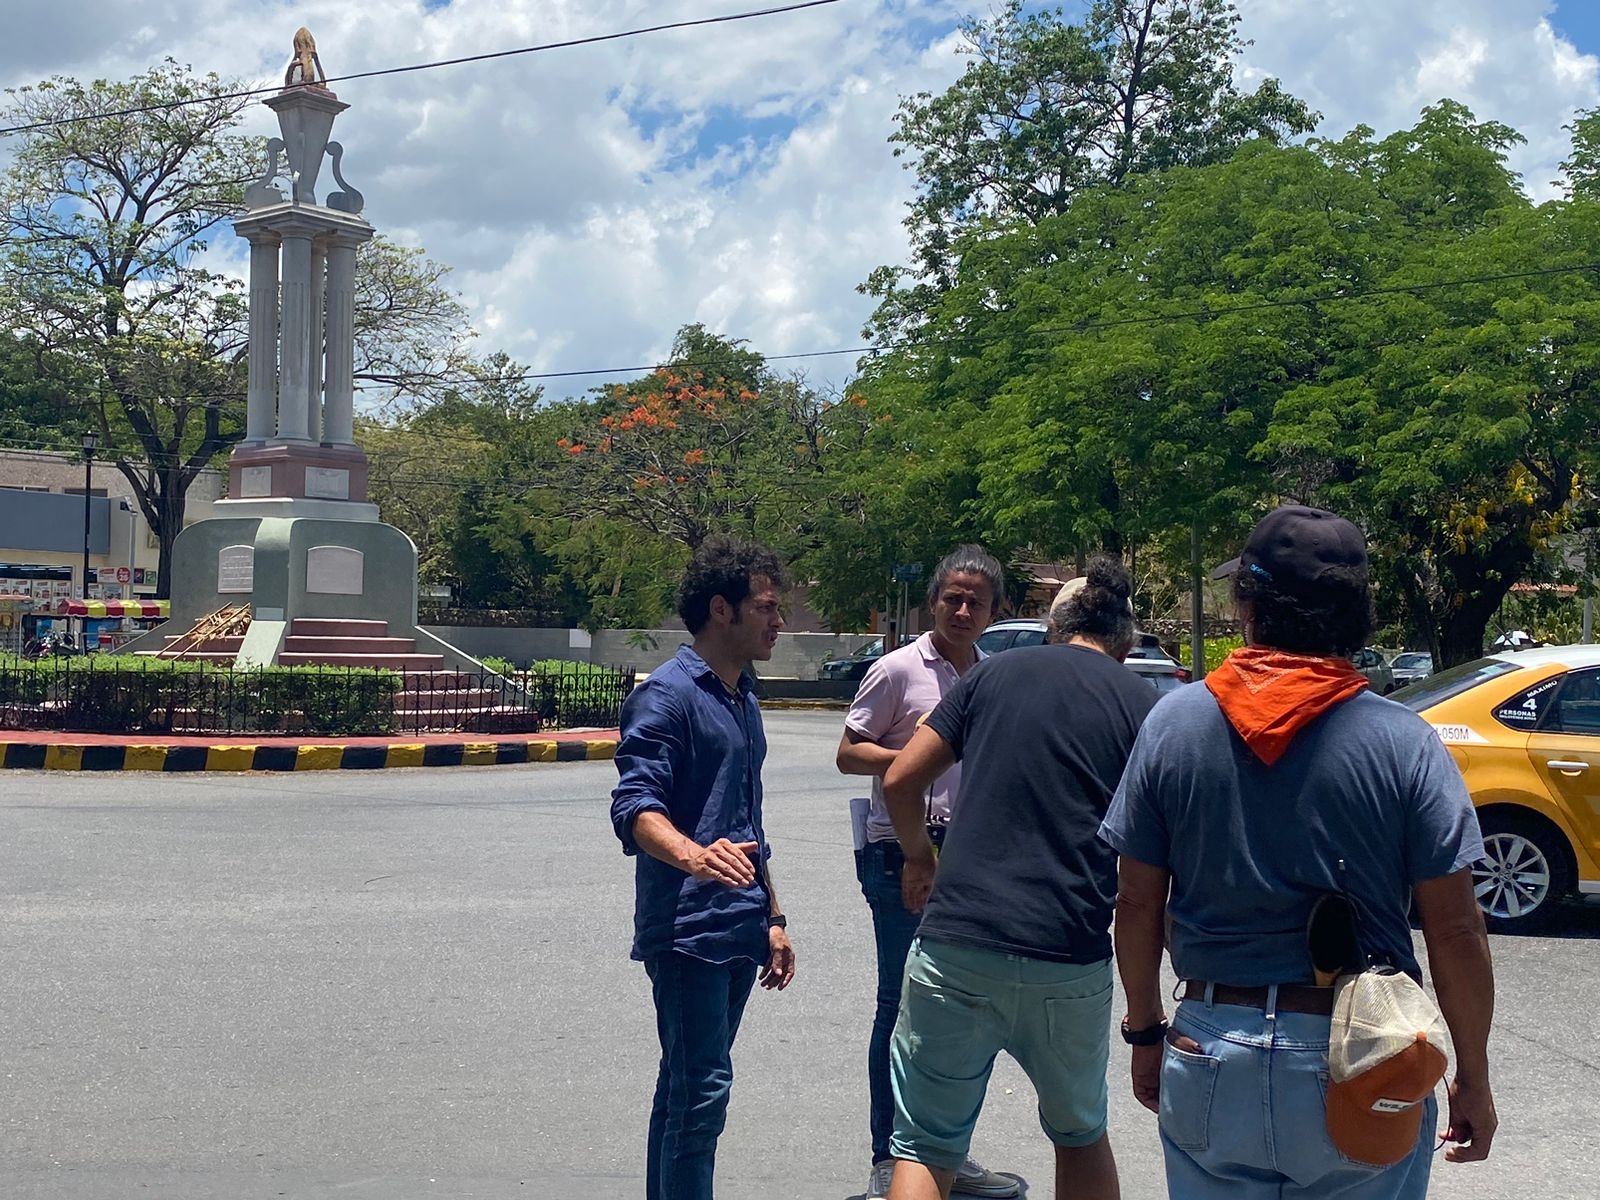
[915,631,985,668]
[676,643,755,695]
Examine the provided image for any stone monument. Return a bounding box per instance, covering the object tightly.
[130,32,478,672]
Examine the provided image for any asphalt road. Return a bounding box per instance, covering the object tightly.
[1,710,1596,1199]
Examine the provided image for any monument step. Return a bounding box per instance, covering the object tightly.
[287,618,391,638]
[394,684,508,701]
[394,692,504,713]
[135,649,239,663]
[160,636,245,653]
[282,635,417,654]
[392,672,485,687]
[277,652,447,671]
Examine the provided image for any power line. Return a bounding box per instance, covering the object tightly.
[0,0,847,138]
[7,259,1600,427]
[356,260,1600,388]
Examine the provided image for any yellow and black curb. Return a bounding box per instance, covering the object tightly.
[0,739,618,773]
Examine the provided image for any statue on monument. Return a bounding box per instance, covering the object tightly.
[285,27,329,90]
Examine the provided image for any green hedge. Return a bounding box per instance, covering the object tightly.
[0,656,402,736]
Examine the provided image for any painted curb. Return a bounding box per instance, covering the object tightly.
[0,738,618,773]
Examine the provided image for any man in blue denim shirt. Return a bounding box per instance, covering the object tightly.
[610,536,796,1200]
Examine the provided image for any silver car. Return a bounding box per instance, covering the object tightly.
[1351,647,1396,695]
[976,621,1189,693]
[1389,651,1434,689]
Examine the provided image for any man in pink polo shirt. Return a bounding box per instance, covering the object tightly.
[836,545,1016,1200]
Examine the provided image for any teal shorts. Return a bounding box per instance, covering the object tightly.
[889,936,1113,1171]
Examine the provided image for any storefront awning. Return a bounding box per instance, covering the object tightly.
[61,599,169,619]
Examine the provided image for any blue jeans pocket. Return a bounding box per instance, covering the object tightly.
[1159,1040,1221,1151]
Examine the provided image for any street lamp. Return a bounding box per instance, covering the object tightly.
[80,430,97,653]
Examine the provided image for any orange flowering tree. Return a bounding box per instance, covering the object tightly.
[549,326,838,557]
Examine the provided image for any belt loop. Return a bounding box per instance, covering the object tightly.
[1203,981,1215,1009]
[1265,983,1279,1027]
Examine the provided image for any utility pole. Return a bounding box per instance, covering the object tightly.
[1190,521,1206,681]
[80,429,97,653]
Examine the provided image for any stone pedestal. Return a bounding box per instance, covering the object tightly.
[223,443,372,504]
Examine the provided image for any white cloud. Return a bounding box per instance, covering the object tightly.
[1,0,1597,396]
[1238,0,1600,196]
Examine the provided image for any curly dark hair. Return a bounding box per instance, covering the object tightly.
[1050,555,1135,658]
[676,535,789,635]
[1232,565,1374,657]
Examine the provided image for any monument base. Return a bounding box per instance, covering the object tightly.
[228,442,370,504]
[212,497,381,522]
[120,514,482,673]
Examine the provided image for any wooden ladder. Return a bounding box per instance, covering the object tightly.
[156,603,253,659]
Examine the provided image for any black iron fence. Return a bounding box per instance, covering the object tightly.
[0,658,635,737]
[499,661,638,730]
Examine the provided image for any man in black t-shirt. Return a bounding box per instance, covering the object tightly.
[879,560,1155,1200]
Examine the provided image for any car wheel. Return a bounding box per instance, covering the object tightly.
[1471,811,1575,934]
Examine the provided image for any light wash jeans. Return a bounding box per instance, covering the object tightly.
[1161,990,1436,1199]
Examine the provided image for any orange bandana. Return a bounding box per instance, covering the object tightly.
[1205,647,1370,766]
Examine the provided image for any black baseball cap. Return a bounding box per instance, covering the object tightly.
[1211,505,1368,592]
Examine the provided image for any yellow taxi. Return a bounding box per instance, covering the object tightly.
[1398,644,1600,933]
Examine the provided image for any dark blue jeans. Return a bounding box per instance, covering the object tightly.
[644,952,759,1200]
[856,839,922,1165]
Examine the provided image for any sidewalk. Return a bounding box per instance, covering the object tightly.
[0,727,620,772]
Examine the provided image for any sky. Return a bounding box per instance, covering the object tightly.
[2,0,1598,399]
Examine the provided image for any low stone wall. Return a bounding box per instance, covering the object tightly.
[420,626,878,679]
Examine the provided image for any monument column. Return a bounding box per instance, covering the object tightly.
[244,233,281,444]
[277,225,317,443]
[309,241,326,442]
[322,233,365,446]
[220,28,376,514]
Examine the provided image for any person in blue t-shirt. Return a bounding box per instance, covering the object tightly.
[609,536,796,1200]
[1101,506,1496,1200]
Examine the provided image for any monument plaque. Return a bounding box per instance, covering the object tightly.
[240,466,273,498]
[304,466,351,500]
[218,545,255,594]
[306,545,363,595]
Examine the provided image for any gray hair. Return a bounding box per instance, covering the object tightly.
[1047,556,1135,659]
[926,544,1005,609]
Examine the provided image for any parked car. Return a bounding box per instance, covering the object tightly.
[1397,643,1600,932]
[975,620,1189,693]
[974,619,1050,655]
[819,637,885,683]
[1388,651,1434,688]
[1351,647,1396,695]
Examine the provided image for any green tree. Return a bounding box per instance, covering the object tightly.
[0,62,255,596]
[843,101,1600,663]
[871,0,1316,321]
[1560,107,1600,199]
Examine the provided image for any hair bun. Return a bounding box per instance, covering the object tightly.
[1084,555,1131,602]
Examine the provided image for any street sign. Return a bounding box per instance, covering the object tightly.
[892,563,924,583]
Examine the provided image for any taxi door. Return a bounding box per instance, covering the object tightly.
[1524,667,1600,876]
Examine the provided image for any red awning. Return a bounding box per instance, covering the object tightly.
[61,599,169,619]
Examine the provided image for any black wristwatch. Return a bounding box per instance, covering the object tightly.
[1121,1016,1168,1046]
[767,914,787,930]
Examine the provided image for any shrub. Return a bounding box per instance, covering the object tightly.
[0,656,400,736]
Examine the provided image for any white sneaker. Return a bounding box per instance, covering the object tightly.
[952,1155,1019,1198]
[866,1159,896,1199]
